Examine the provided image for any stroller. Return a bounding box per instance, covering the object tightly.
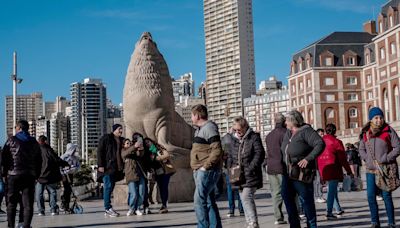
[61,174,83,214]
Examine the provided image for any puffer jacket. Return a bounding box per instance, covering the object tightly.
[228,128,265,189]
[317,134,352,181]
[281,124,325,171]
[97,133,124,182]
[122,146,144,183]
[1,131,42,177]
[359,124,400,172]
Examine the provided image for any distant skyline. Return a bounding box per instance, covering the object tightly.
[0,0,382,144]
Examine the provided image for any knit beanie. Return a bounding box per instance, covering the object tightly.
[112,124,122,132]
[368,107,384,121]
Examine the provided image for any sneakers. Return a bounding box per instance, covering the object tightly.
[371,223,381,228]
[376,196,383,201]
[325,214,338,220]
[126,209,135,216]
[227,213,234,217]
[51,211,59,216]
[104,208,120,217]
[315,197,326,203]
[274,220,287,225]
[246,222,260,228]
[135,210,143,216]
[336,210,345,217]
[37,212,45,216]
[159,206,168,214]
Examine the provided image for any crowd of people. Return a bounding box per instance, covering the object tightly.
[0,105,399,228]
[0,120,80,228]
[189,105,399,228]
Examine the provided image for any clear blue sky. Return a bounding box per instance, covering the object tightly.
[0,0,382,144]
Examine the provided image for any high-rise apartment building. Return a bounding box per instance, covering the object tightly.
[244,82,289,144]
[5,92,44,137]
[203,0,256,133]
[50,112,70,156]
[172,73,195,103]
[70,78,107,162]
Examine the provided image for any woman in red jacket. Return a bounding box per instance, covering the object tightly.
[317,124,353,220]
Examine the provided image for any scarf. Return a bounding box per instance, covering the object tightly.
[369,122,383,136]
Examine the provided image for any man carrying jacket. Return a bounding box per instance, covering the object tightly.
[97,124,124,217]
[191,104,223,228]
[35,135,69,216]
[1,120,42,228]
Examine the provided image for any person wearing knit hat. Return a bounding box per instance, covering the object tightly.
[359,106,400,228]
[368,107,384,121]
[97,123,125,217]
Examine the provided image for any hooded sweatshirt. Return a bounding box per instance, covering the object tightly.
[61,143,80,175]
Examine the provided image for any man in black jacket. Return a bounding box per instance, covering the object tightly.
[264,113,287,225]
[1,120,42,228]
[97,124,124,217]
[35,135,69,216]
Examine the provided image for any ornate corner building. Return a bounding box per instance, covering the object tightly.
[288,0,400,142]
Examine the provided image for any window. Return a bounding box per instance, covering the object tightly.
[367,74,372,84]
[346,77,357,85]
[326,94,335,101]
[348,93,358,100]
[368,91,373,99]
[380,47,386,59]
[379,21,383,33]
[325,108,335,119]
[299,82,303,90]
[292,84,296,93]
[349,108,357,117]
[347,57,355,65]
[395,87,400,120]
[299,63,303,71]
[366,54,370,64]
[350,122,359,129]
[325,77,334,86]
[292,100,297,107]
[391,42,396,55]
[308,95,312,103]
[325,57,332,66]
[307,79,311,88]
[300,98,304,105]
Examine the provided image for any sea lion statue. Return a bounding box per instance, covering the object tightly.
[122,32,195,202]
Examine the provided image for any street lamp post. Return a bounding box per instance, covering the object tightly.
[11,51,22,135]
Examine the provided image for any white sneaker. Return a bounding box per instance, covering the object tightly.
[246,222,260,228]
[274,220,287,225]
[376,195,383,201]
[135,210,143,216]
[315,197,326,203]
[104,208,120,217]
[126,209,135,216]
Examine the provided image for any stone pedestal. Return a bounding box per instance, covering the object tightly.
[112,168,195,206]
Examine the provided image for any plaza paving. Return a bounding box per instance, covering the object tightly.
[0,180,399,228]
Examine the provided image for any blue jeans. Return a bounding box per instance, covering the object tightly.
[282,174,317,228]
[225,173,243,214]
[193,168,222,228]
[128,176,145,210]
[35,182,58,213]
[366,173,395,226]
[326,180,342,216]
[156,174,171,207]
[103,174,116,210]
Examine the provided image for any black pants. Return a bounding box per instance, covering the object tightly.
[61,174,73,211]
[7,174,35,228]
